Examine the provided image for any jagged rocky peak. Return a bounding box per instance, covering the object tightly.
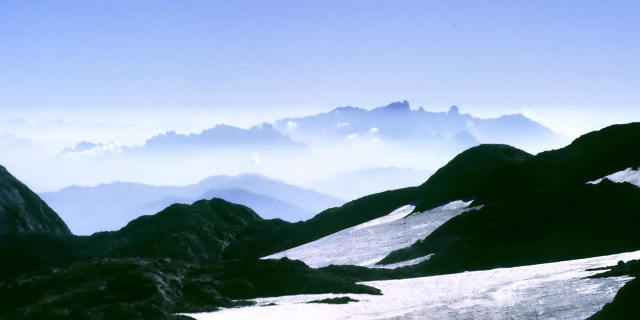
[377,100,411,112]
[0,165,71,235]
[448,105,460,115]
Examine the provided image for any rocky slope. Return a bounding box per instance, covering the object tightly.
[587,259,640,319]
[377,123,640,270]
[0,257,378,320]
[2,123,639,319]
[0,165,70,235]
[0,197,379,319]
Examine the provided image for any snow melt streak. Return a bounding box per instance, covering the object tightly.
[186,250,640,320]
[264,200,474,268]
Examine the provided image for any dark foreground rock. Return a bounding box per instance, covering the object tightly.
[0,165,70,235]
[0,257,379,320]
[587,259,640,319]
[307,296,359,304]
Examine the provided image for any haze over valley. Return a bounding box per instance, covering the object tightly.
[2,1,640,319]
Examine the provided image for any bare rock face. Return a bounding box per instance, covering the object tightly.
[0,165,70,235]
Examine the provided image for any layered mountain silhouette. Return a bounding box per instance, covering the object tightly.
[64,123,305,156]
[0,165,70,235]
[40,173,343,235]
[0,197,377,319]
[53,100,569,202]
[2,122,639,319]
[139,123,304,152]
[274,100,567,153]
[226,123,640,266]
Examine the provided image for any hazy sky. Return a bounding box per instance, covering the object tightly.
[1,0,639,138]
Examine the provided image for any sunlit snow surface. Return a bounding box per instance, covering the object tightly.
[263,200,475,268]
[588,167,640,187]
[185,250,640,320]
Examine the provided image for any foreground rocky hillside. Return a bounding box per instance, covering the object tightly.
[0,195,377,319]
[233,123,640,265]
[1,122,639,319]
[0,165,70,235]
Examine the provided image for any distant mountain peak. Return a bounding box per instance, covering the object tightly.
[62,141,104,153]
[375,100,411,112]
[330,106,364,114]
[448,105,460,115]
[141,122,304,150]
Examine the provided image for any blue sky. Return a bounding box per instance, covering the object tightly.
[1,0,639,137]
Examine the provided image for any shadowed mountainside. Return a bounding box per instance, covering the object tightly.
[0,165,70,235]
[0,197,378,319]
[2,123,639,319]
[377,123,640,271]
[587,259,640,319]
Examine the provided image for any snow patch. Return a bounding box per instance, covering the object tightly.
[263,200,475,268]
[185,250,640,320]
[587,167,640,187]
[354,205,414,230]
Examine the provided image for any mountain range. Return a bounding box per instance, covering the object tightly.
[67,101,567,156]
[40,173,343,235]
[135,123,305,153]
[274,100,568,152]
[1,122,638,319]
[51,101,569,201]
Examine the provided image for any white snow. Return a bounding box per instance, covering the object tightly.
[263,200,475,268]
[184,250,640,320]
[353,205,415,230]
[587,167,640,187]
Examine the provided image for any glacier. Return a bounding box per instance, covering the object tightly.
[185,250,640,320]
[263,200,476,268]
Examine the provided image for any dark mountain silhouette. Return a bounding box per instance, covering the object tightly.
[224,144,535,260]
[377,123,640,270]
[588,259,640,319]
[227,123,640,266]
[0,198,267,279]
[0,165,70,235]
[88,199,263,264]
[2,122,639,319]
[200,188,314,221]
[0,256,379,320]
[0,198,378,319]
[40,173,342,235]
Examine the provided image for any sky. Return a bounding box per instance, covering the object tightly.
[1,0,639,141]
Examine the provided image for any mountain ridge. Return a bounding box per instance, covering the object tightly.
[0,165,70,235]
[40,173,343,235]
